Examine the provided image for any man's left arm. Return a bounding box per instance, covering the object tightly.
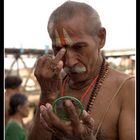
[118,77,135,140]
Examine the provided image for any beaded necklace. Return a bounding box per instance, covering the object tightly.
[61,75,98,102]
[86,58,109,114]
[60,57,109,114]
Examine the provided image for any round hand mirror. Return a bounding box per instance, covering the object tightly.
[53,96,84,121]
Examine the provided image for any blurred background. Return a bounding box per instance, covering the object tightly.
[4,0,136,128]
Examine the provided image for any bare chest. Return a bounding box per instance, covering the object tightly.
[64,81,122,140]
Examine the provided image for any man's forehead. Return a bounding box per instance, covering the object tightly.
[54,28,73,47]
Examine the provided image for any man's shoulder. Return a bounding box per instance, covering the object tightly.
[104,67,135,108]
[107,67,135,94]
[108,66,135,81]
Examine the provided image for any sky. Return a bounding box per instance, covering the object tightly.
[4,0,136,51]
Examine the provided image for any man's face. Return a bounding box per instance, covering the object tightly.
[51,16,101,82]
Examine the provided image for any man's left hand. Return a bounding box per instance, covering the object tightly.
[40,100,96,140]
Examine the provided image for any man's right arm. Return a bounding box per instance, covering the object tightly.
[28,48,66,140]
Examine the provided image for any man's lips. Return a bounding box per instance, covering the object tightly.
[64,66,86,74]
[68,71,86,76]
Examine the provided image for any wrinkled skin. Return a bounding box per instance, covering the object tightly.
[28,13,135,140]
[34,45,97,139]
[40,101,96,140]
[34,48,66,103]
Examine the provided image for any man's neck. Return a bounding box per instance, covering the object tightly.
[68,55,103,90]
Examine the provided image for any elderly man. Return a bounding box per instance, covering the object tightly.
[28,1,135,140]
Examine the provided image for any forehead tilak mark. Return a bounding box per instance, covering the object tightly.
[55,30,61,47]
[55,28,73,47]
[60,29,66,46]
[62,28,73,47]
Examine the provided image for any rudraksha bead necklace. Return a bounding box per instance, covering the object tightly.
[86,58,109,114]
[60,57,109,114]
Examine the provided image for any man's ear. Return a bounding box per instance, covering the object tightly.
[97,27,106,49]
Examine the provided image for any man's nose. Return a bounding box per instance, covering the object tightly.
[65,49,78,67]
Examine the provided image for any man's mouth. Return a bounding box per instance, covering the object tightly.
[63,66,86,74]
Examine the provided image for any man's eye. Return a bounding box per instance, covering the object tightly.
[73,44,85,51]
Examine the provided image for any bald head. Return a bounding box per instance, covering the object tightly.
[47,1,102,38]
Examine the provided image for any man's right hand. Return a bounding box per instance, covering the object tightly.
[34,48,66,103]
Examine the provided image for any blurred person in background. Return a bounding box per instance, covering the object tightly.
[5,75,23,125]
[24,104,37,135]
[5,93,29,140]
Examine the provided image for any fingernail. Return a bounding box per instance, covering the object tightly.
[40,105,45,112]
[82,110,88,117]
[58,60,63,66]
[45,103,52,111]
[64,100,72,107]
[61,48,66,52]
